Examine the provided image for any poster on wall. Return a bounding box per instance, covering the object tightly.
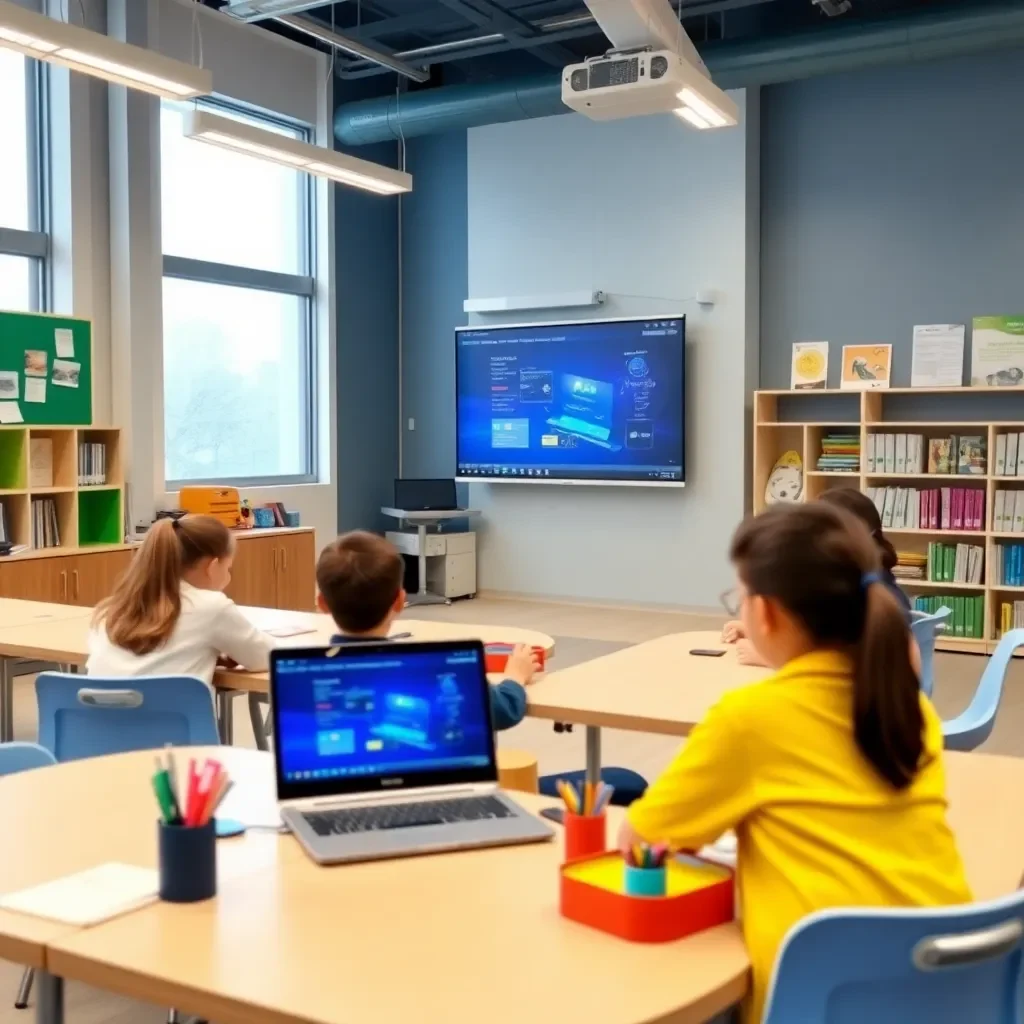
[840,344,892,391]
[971,316,1024,386]
[790,342,828,390]
[911,324,964,388]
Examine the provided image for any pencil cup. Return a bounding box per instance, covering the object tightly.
[564,811,606,860]
[624,865,667,898]
[158,819,217,903]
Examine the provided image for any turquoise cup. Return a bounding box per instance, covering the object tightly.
[624,864,667,898]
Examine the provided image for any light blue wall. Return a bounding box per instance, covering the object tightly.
[761,47,1024,389]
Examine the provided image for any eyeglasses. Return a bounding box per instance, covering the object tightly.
[720,587,740,618]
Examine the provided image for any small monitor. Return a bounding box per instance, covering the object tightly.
[394,478,458,512]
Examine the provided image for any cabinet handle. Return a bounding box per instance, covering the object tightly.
[280,546,287,571]
[60,571,67,601]
[272,547,278,572]
[73,570,79,599]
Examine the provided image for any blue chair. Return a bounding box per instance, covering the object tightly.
[764,889,1024,1023]
[942,628,1024,752]
[0,743,56,1011]
[539,767,648,807]
[910,606,951,698]
[35,673,219,761]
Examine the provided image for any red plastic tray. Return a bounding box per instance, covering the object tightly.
[484,643,546,674]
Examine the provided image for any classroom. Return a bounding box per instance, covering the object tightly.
[2,0,1024,1022]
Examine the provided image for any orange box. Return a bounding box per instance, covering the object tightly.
[178,486,243,528]
[560,852,734,943]
[485,643,546,674]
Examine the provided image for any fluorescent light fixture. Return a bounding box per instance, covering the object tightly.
[0,0,212,98]
[678,87,730,128]
[183,110,413,196]
[221,0,328,21]
[674,105,710,130]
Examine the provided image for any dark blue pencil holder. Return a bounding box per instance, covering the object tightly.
[624,864,667,898]
[158,819,217,903]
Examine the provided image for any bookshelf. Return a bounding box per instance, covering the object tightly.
[753,387,1024,655]
[0,425,123,552]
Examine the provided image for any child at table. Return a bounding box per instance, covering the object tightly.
[315,531,540,729]
[87,515,272,685]
[619,503,970,1024]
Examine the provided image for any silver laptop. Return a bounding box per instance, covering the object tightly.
[269,639,553,864]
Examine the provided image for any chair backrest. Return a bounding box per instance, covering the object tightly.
[942,628,1024,752]
[0,741,56,776]
[910,606,951,698]
[764,889,1024,1023]
[36,673,219,761]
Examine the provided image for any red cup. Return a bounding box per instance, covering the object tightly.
[565,811,606,860]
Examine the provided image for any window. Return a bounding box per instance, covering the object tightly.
[0,49,46,311]
[160,103,316,486]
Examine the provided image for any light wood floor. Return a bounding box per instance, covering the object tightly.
[2,594,1019,1022]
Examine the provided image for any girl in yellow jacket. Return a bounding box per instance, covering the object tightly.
[619,502,971,1023]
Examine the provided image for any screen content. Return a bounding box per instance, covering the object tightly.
[456,317,684,484]
[275,647,493,783]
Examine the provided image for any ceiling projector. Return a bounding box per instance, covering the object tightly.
[561,47,738,129]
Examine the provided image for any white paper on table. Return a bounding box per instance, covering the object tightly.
[0,402,23,424]
[24,377,46,403]
[911,324,965,388]
[0,371,19,400]
[54,328,75,358]
[218,785,284,831]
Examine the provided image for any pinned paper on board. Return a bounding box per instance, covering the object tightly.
[54,328,75,359]
[0,402,23,424]
[52,359,80,388]
[24,377,46,404]
[0,371,18,400]
[24,350,47,377]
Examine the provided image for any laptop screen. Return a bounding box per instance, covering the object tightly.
[394,478,457,511]
[270,640,497,800]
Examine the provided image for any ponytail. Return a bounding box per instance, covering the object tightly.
[730,503,925,790]
[94,515,232,655]
[819,488,897,573]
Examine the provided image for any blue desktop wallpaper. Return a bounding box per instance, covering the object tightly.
[456,318,685,483]
[275,649,492,781]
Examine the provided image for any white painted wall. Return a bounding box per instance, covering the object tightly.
[466,97,759,609]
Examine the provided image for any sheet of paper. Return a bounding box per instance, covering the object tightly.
[218,786,284,831]
[971,316,1024,386]
[54,328,75,359]
[24,377,46,404]
[911,324,965,388]
[24,350,47,377]
[0,371,18,400]
[264,625,318,638]
[0,402,23,424]
[790,341,828,390]
[51,358,80,388]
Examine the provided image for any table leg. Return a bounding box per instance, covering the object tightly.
[585,725,602,787]
[0,658,12,742]
[406,522,447,607]
[216,690,235,745]
[35,971,63,1024]
[248,693,269,752]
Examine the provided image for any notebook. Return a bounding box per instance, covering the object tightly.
[0,863,159,926]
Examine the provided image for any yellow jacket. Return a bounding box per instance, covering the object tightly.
[626,649,971,1023]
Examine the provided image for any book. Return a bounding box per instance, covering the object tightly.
[997,434,1008,476]
[881,488,897,528]
[29,438,53,489]
[895,434,907,474]
[1015,492,1024,533]
[957,435,986,475]
[928,438,953,475]
[1009,433,1020,477]
[866,434,877,473]
[1018,434,1024,478]
[884,434,896,473]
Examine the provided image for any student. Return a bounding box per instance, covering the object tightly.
[619,503,970,1024]
[721,488,910,663]
[88,515,272,684]
[316,531,539,728]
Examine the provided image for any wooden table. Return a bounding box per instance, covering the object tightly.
[2,748,1021,1024]
[527,630,769,782]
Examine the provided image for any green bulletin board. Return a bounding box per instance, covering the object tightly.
[0,310,92,425]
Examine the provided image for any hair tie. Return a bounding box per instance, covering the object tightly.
[861,571,882,591]
[171,517,182,532]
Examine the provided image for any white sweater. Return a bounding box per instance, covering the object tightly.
[87,582,273,684]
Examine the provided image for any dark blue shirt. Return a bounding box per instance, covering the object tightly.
[329,633,527,731]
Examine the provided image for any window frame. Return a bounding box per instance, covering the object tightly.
[161,99,318,490]
[0,56,50,311]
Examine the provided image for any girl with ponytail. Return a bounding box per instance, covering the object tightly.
[620,503,969,1024]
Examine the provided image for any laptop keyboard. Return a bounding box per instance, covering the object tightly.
[302,796,514,836]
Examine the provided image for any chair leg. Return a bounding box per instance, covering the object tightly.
[248,693,269,752]
[166,1010,181,1024]
[14,966,33,1009]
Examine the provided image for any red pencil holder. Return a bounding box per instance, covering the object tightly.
[484,643,546,674]
[564,811,606,860]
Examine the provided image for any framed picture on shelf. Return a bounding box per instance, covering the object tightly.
[840,344,892,391]
[971,316,1024,386]
[790,342,828,390]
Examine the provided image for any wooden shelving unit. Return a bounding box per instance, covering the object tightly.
[0,425,123,553]
[753,387,1024,654]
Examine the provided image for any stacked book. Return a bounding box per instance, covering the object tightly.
[1000,602,1024,634]
[892,552,926,582]
[78,442,107,486]
[926,542,984,584]
[914,594,984,639]
[992,490,1024,532]
[0,502,8,544]
[866,486,985,531]
[31,498,60,548]
[817,433,860,473]
[995,432,1024,477]
[992,544,1024,586]
[866,433,925,474]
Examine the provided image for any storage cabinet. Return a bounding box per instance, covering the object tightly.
[66,549,133,606]
[227,530,315,611]
[0,549,133,605]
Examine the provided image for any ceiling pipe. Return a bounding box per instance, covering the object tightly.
[336,0,1024,144]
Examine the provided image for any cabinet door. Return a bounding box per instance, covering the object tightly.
[225,535,279,609]
[69,550,134,607]
[275,532,316,611]
[0,556,73,603]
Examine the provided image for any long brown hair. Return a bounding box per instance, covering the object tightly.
[730,503,924,790]
[94,515,233,655]
[819,487,898,573]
